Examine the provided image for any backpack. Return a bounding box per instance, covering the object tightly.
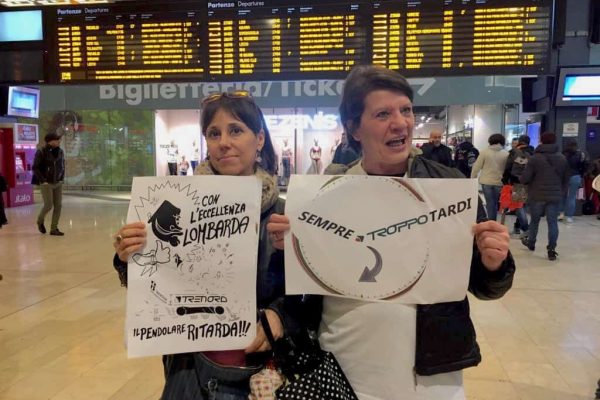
[466,147,479,169]
[510,148,530,178]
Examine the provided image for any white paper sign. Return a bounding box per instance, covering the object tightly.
[562,122,579,137]
[285,175,479,304]
[126,176,261,358]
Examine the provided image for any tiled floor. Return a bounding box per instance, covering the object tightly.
[0,194,599,399]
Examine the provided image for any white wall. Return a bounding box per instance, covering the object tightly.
[447,105,474,136]
[473,105,503,151]
[155,110,202,176]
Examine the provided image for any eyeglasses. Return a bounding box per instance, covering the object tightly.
[201,90,253,106]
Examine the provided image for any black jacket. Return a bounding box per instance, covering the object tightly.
[293,156,515,376]
[564,149,587,177]
[454,141,479,177]
[520,144,569,202]
[33,145,65,184]
[420,142,454,167]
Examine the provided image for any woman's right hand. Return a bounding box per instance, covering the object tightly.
[266,213,290,250]
[113,222,147,262]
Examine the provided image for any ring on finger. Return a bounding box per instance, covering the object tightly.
[116,234,123,243]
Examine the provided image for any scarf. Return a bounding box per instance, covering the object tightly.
[194,161,279,214]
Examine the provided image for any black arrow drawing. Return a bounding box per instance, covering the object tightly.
[176,306,225,316]
[359,246,383,282]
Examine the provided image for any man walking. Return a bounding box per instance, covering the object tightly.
[520,132,568,260]
[33,132,65,236]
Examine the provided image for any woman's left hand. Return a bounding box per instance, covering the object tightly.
[245,309,283,354]
[472,220,510,271]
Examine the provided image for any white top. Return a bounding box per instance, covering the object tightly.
[166,146,179,163]
[192,147,200,161]
[470,144,508,186]
[319,297,465,400]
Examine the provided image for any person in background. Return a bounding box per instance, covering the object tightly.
[33,132,65,236]
[502,135,533,236]
[0,172,7,228]
[112,91,300,399]
[559,140,588,223]
[331,131,361,166]
[420,129,454,167]
[268,65,514,400]
[520,132,569,261]
[510,137,519,153]
[454,141,479,177]
[471,134,509,221]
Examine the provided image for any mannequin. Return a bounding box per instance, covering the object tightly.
[308,138,322,174]
[166,140,179,175]
[179,155,190,176]
[191,140,200,171]
[330,136,340,158]
[281,138,293,185]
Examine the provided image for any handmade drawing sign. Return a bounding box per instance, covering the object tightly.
[285,175,479,304]
[126,176,262,358]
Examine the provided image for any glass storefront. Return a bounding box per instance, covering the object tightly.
[37,109,155,188]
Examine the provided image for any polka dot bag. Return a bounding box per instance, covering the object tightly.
[259,311,358,400]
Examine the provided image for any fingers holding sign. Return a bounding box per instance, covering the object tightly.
[113,221,147,262]
[472,220,510,271]
[267,213,290,250]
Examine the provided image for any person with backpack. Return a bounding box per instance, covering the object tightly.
[559,140,588,223]
[503,135,534,236]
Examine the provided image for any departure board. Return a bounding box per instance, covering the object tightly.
[206,0,367,79]
[43,0,554,84]
[371,0,552,76]
[52,3,205,82]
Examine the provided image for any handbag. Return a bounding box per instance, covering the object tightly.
[259,311,359,400]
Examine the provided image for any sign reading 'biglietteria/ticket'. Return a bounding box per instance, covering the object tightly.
[284,175,479,304]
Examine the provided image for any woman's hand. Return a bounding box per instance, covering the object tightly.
[472,220,510,271]
[113,222,147,262]
[245,309,283,354]
[266,213,290,250]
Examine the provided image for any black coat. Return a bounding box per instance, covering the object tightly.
[520,144,569,202]
[420,143,454,167]
[33,145,65,184]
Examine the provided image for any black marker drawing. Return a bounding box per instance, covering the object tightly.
[176,306,225,316]
[359,246,383,282]
[150,280,169,304]
[148,200,183,246]
[133,240,172,277]
[174,254,184,269]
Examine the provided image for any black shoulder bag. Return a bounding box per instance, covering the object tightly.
[260,311,358,400]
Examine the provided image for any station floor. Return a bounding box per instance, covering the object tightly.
[0,192,599,400]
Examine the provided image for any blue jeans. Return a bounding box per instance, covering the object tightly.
[515,206,529,232]
[527,200,560,249]
[561,175,582,218]
[482,184,502,221]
